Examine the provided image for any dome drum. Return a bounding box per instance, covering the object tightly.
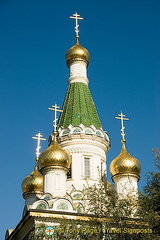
[40,165,69,174]
[67,58,88,68]
[23,190,43,198]
[112,172,140,183]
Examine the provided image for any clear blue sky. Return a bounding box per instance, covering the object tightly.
[0,0,159,238]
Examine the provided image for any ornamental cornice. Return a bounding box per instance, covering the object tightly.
[58,136,109,153]
[68,76,89,85]
[59,124,109,136]
[67,58,88,67]
[60,144,106,159]
[23,191,43,198]
[112,173,140,183]
[41,166,69,175]
[58,125,110,152]
[69,59,88,66]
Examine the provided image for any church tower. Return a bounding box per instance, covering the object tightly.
[39,130,71,197]
[57,13,110,195]
[20,13,111,216]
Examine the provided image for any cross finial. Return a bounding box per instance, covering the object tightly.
[32,132,46,158]
[48,103,63,131]
[115,111,129,140]
[70,13,83,40]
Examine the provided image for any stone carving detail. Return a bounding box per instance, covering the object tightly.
[59,124,110,142]
[63,145,104,157]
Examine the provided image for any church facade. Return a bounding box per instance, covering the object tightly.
[5,13,141,240]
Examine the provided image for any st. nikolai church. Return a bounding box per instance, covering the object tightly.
[5,13,141,240]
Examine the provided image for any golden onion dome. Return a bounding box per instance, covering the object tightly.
[39,131,71,170]
[22,164,43,194]
[66,40,90,67]
[110,140,141,178]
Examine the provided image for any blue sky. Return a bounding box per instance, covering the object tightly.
[0,0,159,238]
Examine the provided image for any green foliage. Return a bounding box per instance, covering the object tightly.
[82,177,153,240]
[137,149,160,239]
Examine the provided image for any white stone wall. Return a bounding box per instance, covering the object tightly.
[43,168,67,197]
[113,174,139,197]
[60,137,108,191]
[68,61,88,84]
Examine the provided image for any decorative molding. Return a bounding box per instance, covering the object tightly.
[112,173,140,182]
[68,76,89,85]
[41,166,68,175]
[58,136,109,153]
[58,124,110,143]
[53,198,74,212]
[32,199,49,210]
[60,144,106,159]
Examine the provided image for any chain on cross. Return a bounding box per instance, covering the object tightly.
[48,103,63,131]
[115,111,129,140]
[70,13,83,39]
[32,132,46,158]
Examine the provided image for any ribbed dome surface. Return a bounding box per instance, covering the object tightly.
[39,132,71,169]
[22,165,43,193]
[110,141,141,177]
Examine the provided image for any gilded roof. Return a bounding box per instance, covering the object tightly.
[58,82,102,129]
[66,42,90,67]
[110,141,141,177]
[39,132,71,169]
[22,165,43,193]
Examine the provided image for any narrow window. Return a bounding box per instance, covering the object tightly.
[101,161,103,177]
[84,157,90,178]
[55,174,60,190]
[67,156,72,179]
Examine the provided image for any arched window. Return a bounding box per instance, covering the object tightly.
[62,129,70,135]
[73,128,81,133]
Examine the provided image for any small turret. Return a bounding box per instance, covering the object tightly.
[22,159,43,205]
[21,132,46,205]
[110,112,141,196]
[39,104,71,197]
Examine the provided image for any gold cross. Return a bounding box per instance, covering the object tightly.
[48,103,63,131]
[115,111,129,140]
[70,13,83,39]
[32,132,46,158]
